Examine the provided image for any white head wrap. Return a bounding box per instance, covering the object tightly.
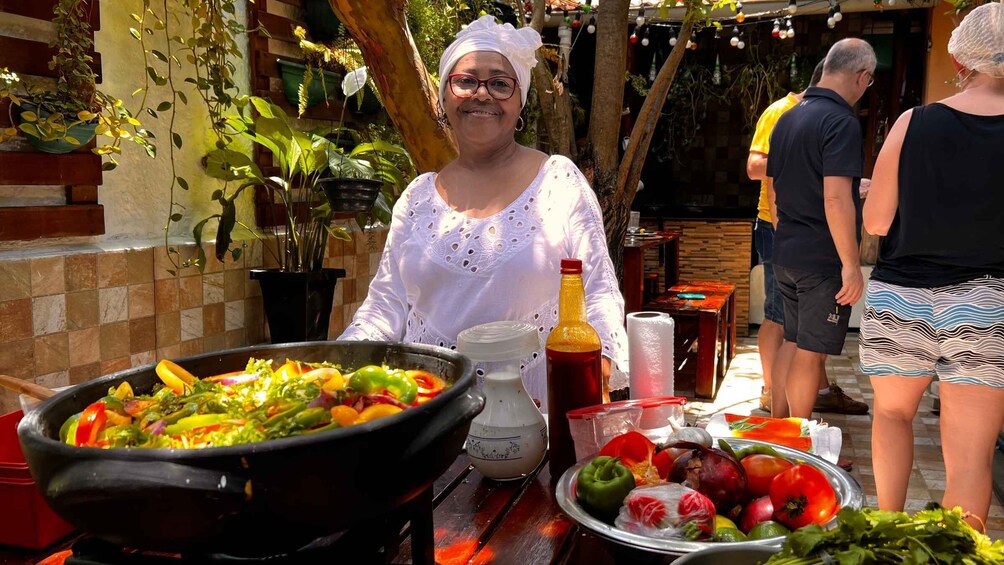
[438,15,542,107]
[948,2,1004,79]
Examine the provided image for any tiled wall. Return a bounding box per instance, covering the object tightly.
[0,224,386,414]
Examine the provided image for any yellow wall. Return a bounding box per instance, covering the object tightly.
[925,1,961,103]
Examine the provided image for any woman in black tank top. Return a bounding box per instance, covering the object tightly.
[860,1,1004,529]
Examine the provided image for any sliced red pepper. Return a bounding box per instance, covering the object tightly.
[599,431,663,485]
[652,450,673,480]
[408,370,445,399]
[75,401,107,447]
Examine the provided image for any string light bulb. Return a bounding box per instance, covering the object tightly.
[786,16,795,37]
[772,19,781,38]
[544,5,552,22]
[737,36,746,49]
[787,0,798,14]
[888,0,896,5]
[636,7,646,26]
[563,9,571,24]
[827,6,836,27]
[686,38,695,49]
[833,4,844,21]
[730,26,740,47]
[736,10,746,22]
[587,16,596,34]
[572,12,582,28]
[642,26,650,46]
[714,27,721,41]
[669,28,678,46]
[630,29,639,44]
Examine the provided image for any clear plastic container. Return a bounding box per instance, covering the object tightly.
[566,396,686,461]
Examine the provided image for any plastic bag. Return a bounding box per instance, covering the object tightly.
[614,483,716,540]
[705,413,842,464]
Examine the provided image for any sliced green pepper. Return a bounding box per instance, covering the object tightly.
[263,401,307,428]
[348,365,389,394]
[735,444,784,460]
[291,407,332,430]
[386,372,418,405]
[60,413,81,443]
[576,456,636,522]
[164,413,226,435]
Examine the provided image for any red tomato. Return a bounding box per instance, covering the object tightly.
[769,464,838,529]
[678,490,716,535]
[741,454,794,498]
[627,494,667,528]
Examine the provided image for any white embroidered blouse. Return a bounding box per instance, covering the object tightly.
[339,155,629,405]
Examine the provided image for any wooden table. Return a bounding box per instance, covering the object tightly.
[2,455,679,565]
[644,282,737,400]
[622,232,680,314]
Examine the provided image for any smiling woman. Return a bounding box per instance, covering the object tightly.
[338,15,629,408]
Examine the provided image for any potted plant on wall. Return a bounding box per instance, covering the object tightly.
[0,0,150,165]
[201,96,352,343]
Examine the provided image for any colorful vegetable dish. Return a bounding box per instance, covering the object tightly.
[60,358,448,449]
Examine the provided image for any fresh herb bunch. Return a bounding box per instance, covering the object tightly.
[766,505,1004,565]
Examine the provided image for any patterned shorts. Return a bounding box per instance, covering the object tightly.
[859,277,1004,389]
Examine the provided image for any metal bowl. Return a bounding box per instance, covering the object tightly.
[555,438,863,556]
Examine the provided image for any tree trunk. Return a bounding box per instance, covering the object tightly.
[588,0,629,272]
[528,0,575,159]
[328,0,457,173]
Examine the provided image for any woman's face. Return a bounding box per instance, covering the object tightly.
[444,51,521,149]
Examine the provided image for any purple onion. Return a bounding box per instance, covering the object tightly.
[215,373,259,386]
[363,394,410,410]
[148,420,167,436]
[308,390,339,409]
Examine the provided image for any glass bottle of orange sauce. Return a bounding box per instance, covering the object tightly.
[546,258,603,480]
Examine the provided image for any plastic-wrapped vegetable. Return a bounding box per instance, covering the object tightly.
[614,483,716,541]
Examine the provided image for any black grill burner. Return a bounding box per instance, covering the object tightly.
[65,487,435,565]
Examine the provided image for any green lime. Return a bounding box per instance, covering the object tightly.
[747,521,791,540]
[713,527,748,543]
[714,515,739,530]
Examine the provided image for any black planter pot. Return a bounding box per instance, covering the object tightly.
[250,268,347,343]
[319,177,382,212]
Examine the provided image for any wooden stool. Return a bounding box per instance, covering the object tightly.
[644,282,737,399]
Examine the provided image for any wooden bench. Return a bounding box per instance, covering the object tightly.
[643,282,737,400]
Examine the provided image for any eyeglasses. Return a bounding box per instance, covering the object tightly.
[447,73,518,101]
[859,69,875,87]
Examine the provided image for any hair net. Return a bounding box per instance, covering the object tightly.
[948,2,1004,78]
[438,15,542,107]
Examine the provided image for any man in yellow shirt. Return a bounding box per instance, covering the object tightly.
[747,60,867,417]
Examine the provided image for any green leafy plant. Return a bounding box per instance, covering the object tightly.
[201,96,352,273]
[0,0,152,166]
[293,25,382,118]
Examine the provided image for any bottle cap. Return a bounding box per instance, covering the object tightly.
[457,321,540,362]
[560,258,582,274]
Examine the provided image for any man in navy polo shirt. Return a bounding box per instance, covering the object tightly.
[766,38,876,419]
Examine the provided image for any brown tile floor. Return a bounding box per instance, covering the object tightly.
[683,331,1004,540]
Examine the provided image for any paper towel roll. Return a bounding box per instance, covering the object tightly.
[627,311,675,400]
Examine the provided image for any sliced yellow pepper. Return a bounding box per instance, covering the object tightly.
[155,359,197,394]
[355,404,403,424]
[113,382,134,400]
[303,368,343,391]
[330,405,360,427]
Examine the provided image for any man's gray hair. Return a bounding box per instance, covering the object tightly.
[823,38,877,74]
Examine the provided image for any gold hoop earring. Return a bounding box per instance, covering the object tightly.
[515,115,525,132]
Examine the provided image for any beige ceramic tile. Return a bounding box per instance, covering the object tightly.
[179,275,203,309]
[0,299,32,343]
[128,283,156,319]
[66,290,99,330]
[127,248,154,285]
[224,300,244,331]
[100,357,131,376]
[156,344,182,361]
[34,332,69,375]
[354,277,370,304]
[180,339,203,357]
[0,339,34,380]
[181,308,204,341]
[247,239,264,269]
[244,297,265,344]
[99,321,130,361]
[97,252,128,288]
[69,362,101,384]
[65,254,97,292]
[154,278,180,313]
[224,270,245,301]
[35,370,70,390]
[225,329,245,348]
[0,260,31,302]
[245,275,261,298]
[129,317,157,354]
[32,294,66,336]
[201,244,224,274]
[68,327,101,367]
[204,303,225,336]
[203,332,227,353]
[29,256,66,296]
[99,286,129,324]
[130,351,156,368]
[156,311,181,347]
[224,243,246,271]
[153,246,178,280]
[203,273,225,305]
[370,252,381,276]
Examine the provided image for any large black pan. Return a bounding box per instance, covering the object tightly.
[17,341,483,556]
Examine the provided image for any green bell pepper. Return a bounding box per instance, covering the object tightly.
[349,366,418,404]
[576,456,636,522]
